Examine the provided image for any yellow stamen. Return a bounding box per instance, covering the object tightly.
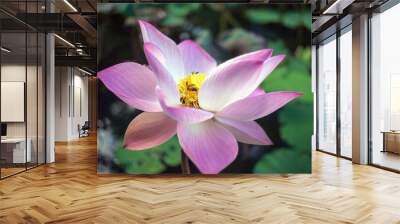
[178,73,206,108]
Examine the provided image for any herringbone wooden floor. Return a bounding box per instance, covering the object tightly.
[1,135,400,224]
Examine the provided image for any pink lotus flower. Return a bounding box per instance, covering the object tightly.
[98,20,303,174]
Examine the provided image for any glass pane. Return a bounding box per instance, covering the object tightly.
[27,30,38,169]
[38,32,45,165]
[1,30,27,177]
[0,1,46,178]
[26,0,39,169]
[339,29,352,158]
[371,4,400,171]
[317,37,337,154]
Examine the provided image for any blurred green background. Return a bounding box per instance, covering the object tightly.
[97,3,312,174]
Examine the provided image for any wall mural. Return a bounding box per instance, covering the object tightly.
[97,3,312,174]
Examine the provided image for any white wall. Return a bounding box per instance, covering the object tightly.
[54,67,89,141]
[55,66,69,141]
[1,63,46,164]
[72,73,89,138]
[1,65,38,138]
[1,65,25,128]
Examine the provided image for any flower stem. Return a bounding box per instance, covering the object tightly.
[181,150,191,175]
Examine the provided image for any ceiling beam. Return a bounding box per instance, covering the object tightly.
[322,0,356,14]
[55,55,96,70]
[67,13,97,46]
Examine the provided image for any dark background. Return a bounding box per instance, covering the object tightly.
[97,3,312,174]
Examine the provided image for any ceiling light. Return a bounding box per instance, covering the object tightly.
[1,47,11,53]
[78,67,93,76]
[76,48,85,55]
[323,0,341,14]
[322,0,354,15]
[63,0,78,12]
[54,34,75,48]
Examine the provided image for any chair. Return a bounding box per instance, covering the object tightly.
[78,121,90,138]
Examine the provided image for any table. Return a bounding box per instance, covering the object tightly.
[382,131,400,154]
[1,138,31,163]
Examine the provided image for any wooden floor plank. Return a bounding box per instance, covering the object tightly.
[1,135,400,223]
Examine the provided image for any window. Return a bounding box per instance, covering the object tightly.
[370,3,400,171]
[339,28,352,158]
[317,36,337,154]
[0,1,46,179]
